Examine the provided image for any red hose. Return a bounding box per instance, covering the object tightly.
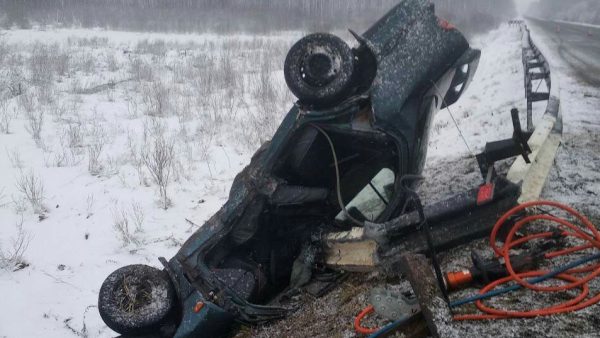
[354,305,380,335]
[455,201,600,320]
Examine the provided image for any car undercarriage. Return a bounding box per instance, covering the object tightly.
[97,1,539,337]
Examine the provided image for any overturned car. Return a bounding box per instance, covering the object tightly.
[98,1,530,337]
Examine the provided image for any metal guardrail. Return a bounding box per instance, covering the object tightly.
[521,24,554,131]
[507,23,562,203]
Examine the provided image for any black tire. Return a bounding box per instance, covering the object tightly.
[98,265,177,335]
[284,33,355,107]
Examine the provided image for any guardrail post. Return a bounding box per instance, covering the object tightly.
[509,22,562,203]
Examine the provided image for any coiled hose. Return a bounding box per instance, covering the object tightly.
[453,200,600,320]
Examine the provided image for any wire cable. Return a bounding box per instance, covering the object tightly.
[310,124,365,227]
[430,81,475,157]
[367,315,415,338]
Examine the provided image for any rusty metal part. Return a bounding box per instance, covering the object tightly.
[394,254,446,338]
[370,287,420,321]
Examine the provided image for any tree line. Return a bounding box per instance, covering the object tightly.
[0,0,516,35]
[527,0,599,24]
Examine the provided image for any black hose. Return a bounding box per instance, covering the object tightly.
[310,124,365,227]
[399,176,450,303]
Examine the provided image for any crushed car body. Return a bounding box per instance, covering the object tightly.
[97,1,532,337]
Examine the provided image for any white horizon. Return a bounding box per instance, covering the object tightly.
[514,0,536,15]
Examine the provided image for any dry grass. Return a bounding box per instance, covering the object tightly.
[15,170,46,214]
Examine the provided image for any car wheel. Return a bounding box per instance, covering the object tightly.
[98,265,177,335]
[284,33,355,107]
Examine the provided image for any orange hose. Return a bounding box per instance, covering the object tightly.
[456,201,600,320]
[354,305,380,335]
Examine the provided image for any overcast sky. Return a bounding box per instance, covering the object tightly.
[514,0,535,14]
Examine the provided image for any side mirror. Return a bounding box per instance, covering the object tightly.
[441,48,481,108]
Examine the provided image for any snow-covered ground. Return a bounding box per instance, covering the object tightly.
[527,22,600,214]
[0,27,300,337]
[433,22,600,338]
[0,21,595,338]
[419,24,543,200]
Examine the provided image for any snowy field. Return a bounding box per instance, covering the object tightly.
[0,27,301,337]
[0,22,593,338]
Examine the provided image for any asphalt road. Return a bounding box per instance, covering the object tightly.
[527,17,600,86]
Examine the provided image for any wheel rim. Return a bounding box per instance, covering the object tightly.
[284,33,355,107]
[116,274,154,314]
[301,52,338,87]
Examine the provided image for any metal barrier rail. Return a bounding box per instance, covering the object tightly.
[521,25,554,131]
[507,23,562,204]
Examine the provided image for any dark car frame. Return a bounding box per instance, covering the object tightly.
[97,1,525,337]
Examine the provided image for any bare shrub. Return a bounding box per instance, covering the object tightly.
[101,154,119,177]
[239,103,280,149]
[44,149,68,168]
[29,43,55,85]
[86,194,94,218]
[130,201,145,232]
[124,90,139,119]
[0,187,6,208]
[36,84,55,106]
[143,133,175,209]
[73,36,108,49]
[53,49,70,78]
[6,148,24,168]
[86,112,109,176]
[25,110,44,145]
[126,131,147,186]
[169,60,187,84]
[189,53,215,73]
[65,122,84,149]
[136,39,166,59]
[15,170,46,214]
[74,51,96,75]
[221,88,239,120]
[87,125,107,176]
[194,125,215,163]
[69,77,84,94]
[129,57,154,82]
[189,54,215,98]
[105,85,115,102]
[18,92,36,114]
[49,100,69,122]
[12,196,28,215]
[48,128,83,168]
[111,204,140,246]
[105,53,119,72]
[217,47,237,90]
[141,80,171,117]
[253,55,277,104]
[0,217,30,271]
[4,67,24,98]
[173,93,193,123]
[0,99,17,134]
[205,95,224,126]
[0,37,6,64]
